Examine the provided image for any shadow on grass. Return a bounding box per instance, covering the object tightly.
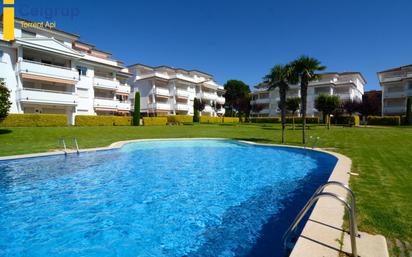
[0,129,12,135]
[232,138,274,144]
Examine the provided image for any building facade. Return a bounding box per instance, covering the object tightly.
[378,65,412,116]
[128,64,225,117]
[250,72,366,117]
[0,18,131,125]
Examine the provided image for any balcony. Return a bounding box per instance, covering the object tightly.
[117,101,131,111]
[117,84,130,94]
[384,91,406,99]
[19,60,78,83]
[175,89,190,98]
[255,98,270,104]
[199,92,217,100]
[148,103,171,110]
[216,96,225,104]
[336,93,351,99]
[18,88,76,106]
[203,105,214,112]
[153,87,170,97]
[175,103,190,111]
[94,98,125,110]
[94,76,120,90]
[384,106,405,114]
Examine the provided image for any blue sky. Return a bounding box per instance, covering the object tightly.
[11,0,412,90]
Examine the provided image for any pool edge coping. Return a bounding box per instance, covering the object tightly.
[0,138,376,256]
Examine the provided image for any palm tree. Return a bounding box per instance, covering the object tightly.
[290,56,326,144]
[263,64,293,144]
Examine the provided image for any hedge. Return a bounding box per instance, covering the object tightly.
[199,116,223,124]
[367,116,401,126]
[331,115,360,126]
[166,115,193,125]
[143,117,168,126]
[223,117,239,123]
[0,114,68,127]
[285,117,320,124]
[250,117,281,123]
[75,115,132,126]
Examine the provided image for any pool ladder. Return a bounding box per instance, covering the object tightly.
[282,181,359,257]
[59,138,80,155]
[304,136,320,149]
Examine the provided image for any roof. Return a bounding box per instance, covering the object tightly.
[377,64,412,74]
[320,72,367,84]
[128,63,214,78]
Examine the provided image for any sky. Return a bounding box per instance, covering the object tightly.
[10,0,412,90]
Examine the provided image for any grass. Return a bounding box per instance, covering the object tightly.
[0,123,411,244]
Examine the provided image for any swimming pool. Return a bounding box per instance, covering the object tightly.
[0,139,337,257]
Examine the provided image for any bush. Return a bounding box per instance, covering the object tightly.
[285,117,320,124]
[199,116,223,124]
[143,117,168,126]
[331,115,360,126]
[250,117,281,123]
[367,116,400,126]
[133,92,141,126]
[75,115,132,126]
[223,117,239,123]
[166,115,193,125]
[0,114,68,127]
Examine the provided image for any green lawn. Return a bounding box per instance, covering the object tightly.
[0,124,411,245]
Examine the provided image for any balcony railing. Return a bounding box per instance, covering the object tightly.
[153,87,170,96]
[384,106,406,114]
[18,88,76,105]
[117,84,130,94]
[216,96,225,104]
[175,89,190,98]
[19,60,78,81]
[94,98,129,110]
[384,91,406,99]
[94,76,120,90]
[175,103,190,111]
[148,102,171,110]
[199,92,217,100]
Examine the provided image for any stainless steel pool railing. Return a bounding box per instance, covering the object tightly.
[282,181,359,257]
[73,138,80,154]
[59,138,67,155]
[312,136,320,149]
[304,136,313,148]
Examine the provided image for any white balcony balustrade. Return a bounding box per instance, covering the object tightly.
[154,87,170,96]
[384,106,406,114]
[175,103,190,111]
[94,76,120,90]
[148,102,171,110]
[175,89,190,98]
[94,98,127,110]
[19,60,78,82]
[117,84,130,94]
[384,91,406,99]
[18,88,77,105]
[200,92,217,100]
[216,96,225,104]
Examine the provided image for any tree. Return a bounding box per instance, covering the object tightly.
[406,97,412,125]
[193,98,205,122]
[133,91,141,126]
[223,80,251,117]
[359,91,381,117]
[315,94,340,129]
[290,56,326,143]
[263,64,293,144]
[0,80,11,122]
[251,103,265,114]
[342,99,361,126]
[286,97,300,130]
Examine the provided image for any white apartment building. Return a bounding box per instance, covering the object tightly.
[128,64,225,116]
[0,17,131,125]
[378,65,412,115]
[251,72,366,117]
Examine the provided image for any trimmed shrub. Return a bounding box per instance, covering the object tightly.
[0,114,68,127]
[223,117,239,123]
[250,117,281,123]
[143,117,168,126]
[367,116,401,126]
[133,92,141,126]
[199,116,223,124]
[285,117,320,124]
[331,115,360,126]
[75,115,132,126]
[166,115,193,125]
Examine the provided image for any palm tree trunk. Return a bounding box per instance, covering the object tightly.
[301,78,308,144]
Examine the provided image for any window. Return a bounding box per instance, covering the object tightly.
[21,30,36,38]
[76,66,88,76]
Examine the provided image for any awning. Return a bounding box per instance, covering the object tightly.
[22,73,77,85]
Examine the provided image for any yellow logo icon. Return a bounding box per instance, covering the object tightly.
[3,0,15,40]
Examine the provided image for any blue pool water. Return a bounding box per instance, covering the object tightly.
[0,140,337,257]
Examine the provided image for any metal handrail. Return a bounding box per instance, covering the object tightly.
[59,138,67,155]
[283,182,358,257]
[312,136,320,149]
[73,138,80,154]
[304,136,313,148]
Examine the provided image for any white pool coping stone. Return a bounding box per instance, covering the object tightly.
[0,138,389,257]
